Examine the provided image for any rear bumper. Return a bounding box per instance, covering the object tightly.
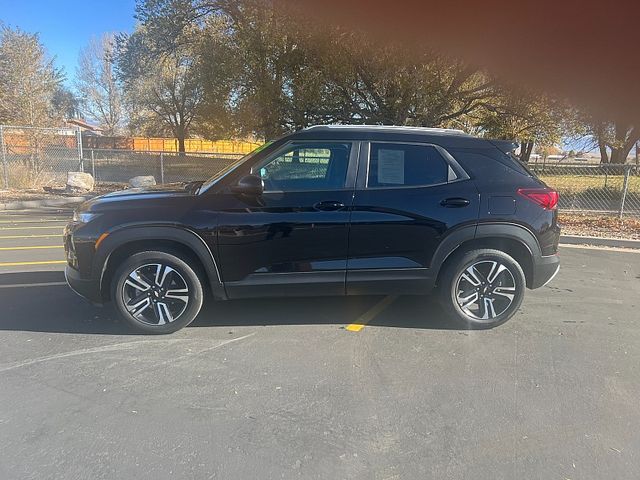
[529,254,560,289]
[65,265,103,305]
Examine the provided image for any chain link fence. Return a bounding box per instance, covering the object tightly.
[0,125,83,188]
[0,124,244,190]
[532,163,640,218]
[84,149,244,184]
[2,124,640,218]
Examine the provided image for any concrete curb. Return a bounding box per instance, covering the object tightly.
[0,196,90,211]
[560,235,640,249]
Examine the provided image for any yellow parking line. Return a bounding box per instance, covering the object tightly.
[0,234,61,239]
[0,245,63,251]
[0,220,67,224]
[346,295,398,332]
[0,260,66,267]
[0,281,68,289]
[0,226,64,231]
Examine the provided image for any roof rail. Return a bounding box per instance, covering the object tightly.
[303,124,468,135]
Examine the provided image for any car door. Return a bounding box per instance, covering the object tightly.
[346,141,479,295]
[216,141,359,298]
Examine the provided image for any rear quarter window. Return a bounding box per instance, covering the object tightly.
[449,147,536,179]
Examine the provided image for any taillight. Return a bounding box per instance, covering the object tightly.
[517,188,559,210]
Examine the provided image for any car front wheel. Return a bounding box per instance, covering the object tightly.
[112,251,204,334]
[439,248,526,329]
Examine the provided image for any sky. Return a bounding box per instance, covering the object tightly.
[0,0,137,84]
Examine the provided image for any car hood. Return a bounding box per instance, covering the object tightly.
[79,184,196,213]
[101,184,192,198]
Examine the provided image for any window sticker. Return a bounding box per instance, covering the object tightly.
[377,149,405,184]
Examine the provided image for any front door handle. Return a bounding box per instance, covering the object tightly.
[440,197,470,208]
[314,200,345,211]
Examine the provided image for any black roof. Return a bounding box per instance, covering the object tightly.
[286,125,494,149]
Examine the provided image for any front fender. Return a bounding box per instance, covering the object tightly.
[93,225,226,300]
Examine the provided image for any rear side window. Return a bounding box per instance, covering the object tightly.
[367,143,449,188]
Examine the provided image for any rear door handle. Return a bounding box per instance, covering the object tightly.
[440,197,470,208]
[314,200,345,211]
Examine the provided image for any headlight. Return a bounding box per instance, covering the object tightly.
[73,212,101,224]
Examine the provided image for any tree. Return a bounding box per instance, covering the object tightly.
[0,25,63,126]
[590,119,639,164]
[75,34,125,135]
[135,0,314,139]
[474,88,568,162]
[51,85,80,121]
[117,26,203,152]
[134,0,499,139]
[314,37,495,130]
[214,3,317,138]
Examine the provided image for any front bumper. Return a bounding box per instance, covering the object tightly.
[529,254,560,289]
[65,265,103,305]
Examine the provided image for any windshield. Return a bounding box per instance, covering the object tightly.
[198,142,272,193]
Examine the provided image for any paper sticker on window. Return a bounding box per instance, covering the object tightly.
[377,149,405,184]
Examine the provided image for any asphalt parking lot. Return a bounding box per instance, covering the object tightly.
[0,208,639,479]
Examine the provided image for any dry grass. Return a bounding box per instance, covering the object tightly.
[5,164,58,189]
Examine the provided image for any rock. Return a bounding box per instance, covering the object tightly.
[128,176,156,188]
[66,172,94,193]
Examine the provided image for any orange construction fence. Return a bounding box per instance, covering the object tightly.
[82,136,262,154]
[132,137,262,154]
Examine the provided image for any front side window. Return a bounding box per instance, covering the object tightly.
[253,142,351,192]
[367,143,450,188]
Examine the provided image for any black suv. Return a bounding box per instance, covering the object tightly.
[64,125,560,333]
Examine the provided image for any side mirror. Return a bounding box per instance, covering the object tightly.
[231,174,264,196]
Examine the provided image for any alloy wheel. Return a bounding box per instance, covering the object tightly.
[121,263,190,325]
[454,260,517,321]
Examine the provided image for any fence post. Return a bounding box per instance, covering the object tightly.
[76,128,84,172]
[0,125,8,189]
[619,165,631,219]
[160,152,165,184]
[91,149,96,179]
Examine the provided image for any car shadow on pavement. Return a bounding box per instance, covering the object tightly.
[0,271,129,335]
[0,271,461,335]
[192,295,459,331]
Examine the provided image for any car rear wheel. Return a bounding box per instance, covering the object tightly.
[438,249,526,329]
[112,251,204,334]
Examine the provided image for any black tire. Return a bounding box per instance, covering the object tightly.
[438,248,526,329]
[111,250,204,334]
